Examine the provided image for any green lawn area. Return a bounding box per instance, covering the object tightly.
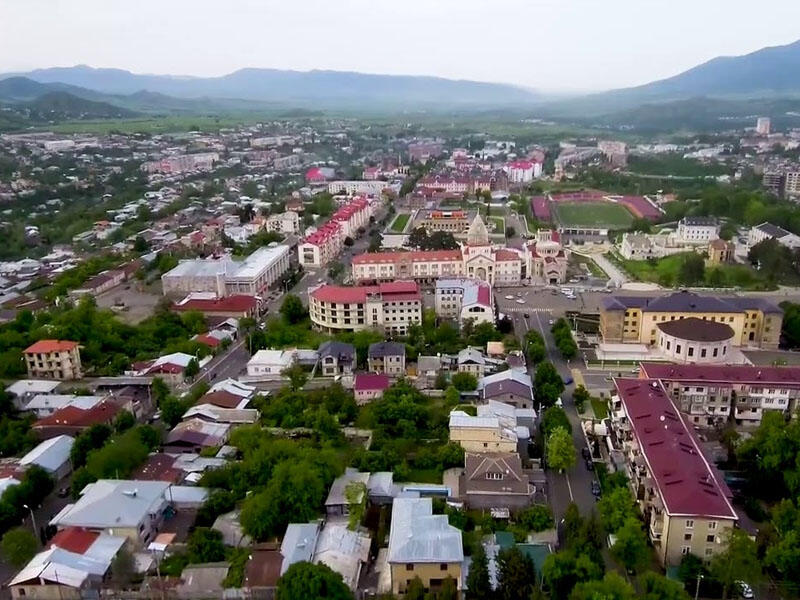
[403,468,443,484]
[591,398,609,419]
[552,201,634,228]
[489,216,505,233]
[615,252,776,290]
[390,212,410,232]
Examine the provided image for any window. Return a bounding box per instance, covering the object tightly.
[701,348,707,358]
[676,344,682,354]
[406,563,414,571]
[684,533,693,541]
[707,535,716,543]
[686,520,694,529]
[681,546,691,555]
[486,472,503,480]
[688,347,694,357]
[705,548,714,557]
[440,563,448,571]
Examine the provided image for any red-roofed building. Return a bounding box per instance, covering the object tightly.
[132,453,184,483]
[610,378,737,566]
[354,373,391,404]
[33,401,119,439]
[172,294,259,318]
[506,159,542,183]
[24,340,83,380]
[48,527,100,554]
[309,281,422,335]
[639,363,800,427]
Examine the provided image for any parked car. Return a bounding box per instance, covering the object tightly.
[523,313,530,318]
[563,376,574,385]
[581,447,591,461]
[736,581,754,599]
[585,459,594,471]
[591,481,601,498]
[57,487,69,498]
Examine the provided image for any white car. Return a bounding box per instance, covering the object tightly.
[735,581,754,599]
[516,299,525,305]
[505,295,514,300]
[549,319,554,325]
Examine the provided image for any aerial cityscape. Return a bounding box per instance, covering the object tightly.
[2,2,800,599]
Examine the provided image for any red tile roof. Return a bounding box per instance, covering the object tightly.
[614,378,736,520]
[194,334,221,348]
[639,363,800,385]
[48,527,99,554]
[132,453,183,483]
[173,295,257,313]
[34,401,119,429]
[352,250,462,265]
[311,281,420,304]
[201,390,245,409]
[354,373,391,391]
[494,249,520,262]
[24,340,78,354]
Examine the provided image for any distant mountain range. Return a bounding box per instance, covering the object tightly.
[2,38,800,129]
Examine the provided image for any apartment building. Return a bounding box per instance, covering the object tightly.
[353,249,465,284]
[609,378,737,566]
[417,175,473,195]
[24,340,83,380]
[676,217,719,244]
[141,153,218,175]
[327,180,386,196]
[298,197,372,268]
[387,497,463,597]
[435,278,493,328]
[265,211,301,235]
[785,171,800,197]
[639,363,800,427]
[418,210,471,234]
[600,291,782,350]
[506,159,542,183]
[309,281,422,335]
[367,342,406,377]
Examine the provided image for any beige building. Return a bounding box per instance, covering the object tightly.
[707,239,734,265]
[24,340,82,380]
[640,363,800,428]
[600,291,782,350]
[387,497,463,596]
[610,378,737,566]
[448,410,517,453]
[309,281,422,336]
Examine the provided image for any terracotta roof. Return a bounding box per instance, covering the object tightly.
[311,281,420,304]
[494,249,520,262]
[352,250,462,265]
[24,340,78,354]
[614,378,737,520]
[132,453,183,483]
[48,527,99,554]
[201,390,245,409]
[34,401,119,429]
[639,363,800,385]
[173,295,257,313]
[194,334,221,348]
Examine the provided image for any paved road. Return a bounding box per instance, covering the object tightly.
[499,290,600,520]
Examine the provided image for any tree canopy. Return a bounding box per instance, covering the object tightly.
[275,561,353,600]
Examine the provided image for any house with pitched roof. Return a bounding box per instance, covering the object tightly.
[368,342,406,376]
[23,340,82,380]
[459,452,535,510]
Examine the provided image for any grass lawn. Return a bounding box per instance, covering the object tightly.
[403,468,443,484]
[389,212,410,232]
[489,216,505,233]
[553,201,633,228]
[616,252,776,290]
[591,398,609,419]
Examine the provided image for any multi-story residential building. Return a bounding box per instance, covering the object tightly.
[639,363,800,427]
[309,282,422,335]
[756,117,771,135]
[273,154,301,170]
[785,171,800,197]
[748,222,800,250]
[266,211,301,235]
[368,341,406,376]
[599,291,782,350]
[162,246,291,298]
[435,278,494,328]
[298,197,372,268]
[418,210,471,234]
[763,172,785,196]
[141,153,218,175]
[387,497,463,596]
[506,159,542,183]
[417,175,473,195]
[24,340,82,380]
[609,378,737,566]
[327,180,386,196]
[317,341,355,377]
[598,140,628,167]
[676,217,719,244]
[353,249,465,284]
[407,141,444,163]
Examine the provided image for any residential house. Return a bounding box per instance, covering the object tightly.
[387,497,463,596]
[448,410,517,453]
[459,452,534,510]
[19,435,74,480]
[479,371,535,409]
[313,521,371,591]
[164,419,230,453]
[325,468,370,519]
[246,349,295,378]
[318,340,356,377]
[5,379,60,411]
[33,401,119,439]
[23,394,106,418]
[354,373,391,404]
[457,347,486,377]
[368,342,406,376]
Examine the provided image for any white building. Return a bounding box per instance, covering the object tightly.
[19,435,74,480]
[246,350,295,378]
[749,222,800,250]
[266,211,301,235]
[676,217,720,244]
[756,117,771,135]
[785,172,800,197]
[327,180,386,196]
[506,159,542,183]
[435,278,494,329]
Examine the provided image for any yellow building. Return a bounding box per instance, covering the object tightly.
[610,379,737,566]
[707,239,734,265]
[600,291,782,350]
[23,339,83,380]
[448,410,517,453]
[388,497,463,596]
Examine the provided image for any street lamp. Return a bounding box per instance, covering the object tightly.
[22,504,38,543]
[694,573,704,600]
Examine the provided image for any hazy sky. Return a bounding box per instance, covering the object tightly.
[2,0,799,92]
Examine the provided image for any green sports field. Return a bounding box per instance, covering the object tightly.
[552,201,634,228]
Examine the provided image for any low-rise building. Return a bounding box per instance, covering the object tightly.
[368,341,406,376]
[164,418,231,453]
[354,373,391,404]
[749,222,800,250]
[19,435,74,480]
[448,410,518,453]
[266,211,301,235]
[707,239,734,265]
[23,340,82,380]
[459,452,534,511]
[676,217,719,244]
[318,341,356,377]
[609,378,737,566]
[457,347,487,377]
[246,349,295,378]
[639,363,800,427]
[309,282,422,336]
[435,278,494,329]
[479,371,535,409]
[387,497,463,597]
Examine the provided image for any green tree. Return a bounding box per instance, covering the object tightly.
[110,547,136,588]
[451,372,478,391]
[113,409,135,432]
[678,253,705,286]
[437,576,458,600]
[1,527,37,567]
[187,527,225,563]
[534,362,565,407]
[541,406,572,437]
[569,572,635,600]
[283,364,308,391]
[497,546,537,600]
[542,549,603,600]
[280,294,307,324]
[709,528,761,600]
[517,504,554,532]
[275,561,353,600]
[184,357,200,379]
[611,517,650,573]
[546,426,575,472]
[160,396,190,428]
[406,576,426,600]
[639,572,691,600]
[572,386,590,413]
[597,486,637,534]
[466,543,491,600]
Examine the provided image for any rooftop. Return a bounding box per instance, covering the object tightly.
[173,294,258,313]
[640,363,800,385]
[24,339,79,354]
[387,497,463,564]
[354,373,391,392]
[352,249,463,265]
[602,291,782,315]
[19,435,74,472]
[614,378,737,520]
[368,341,406,358]
[656,317,735,342]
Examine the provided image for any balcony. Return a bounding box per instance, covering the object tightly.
[649,516,664,540]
